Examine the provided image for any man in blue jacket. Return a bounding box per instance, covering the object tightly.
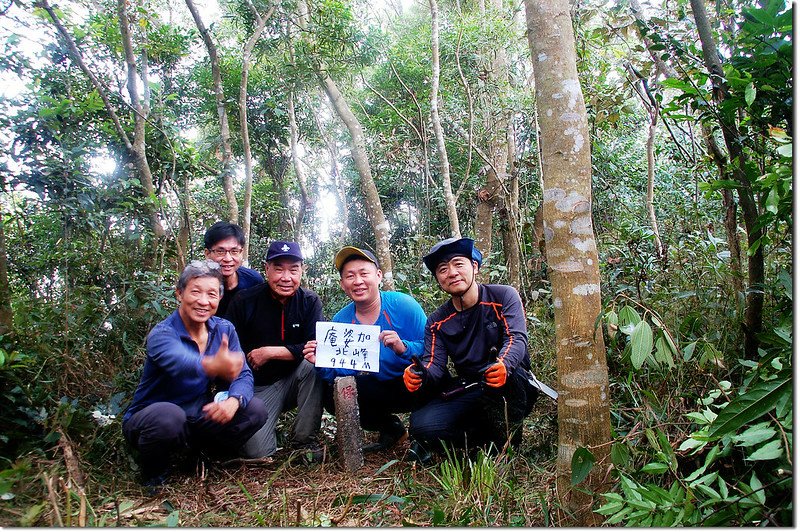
[203,221,264,317]
[303,246,427,452]
[403,237,538,462]
[123,260,267,486]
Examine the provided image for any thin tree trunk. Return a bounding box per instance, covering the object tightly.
[526,0,611,524]
[287,92,310,242]
[702,124,744,295]
[0,176,12,336]
[39,0,164,238]
[690,0,763,358]
[501,117,522,291]
[320,76,395,291]
[312,101,350,239]
[629,0,677,80]
[176,174,190,272]
[428,0,460,238]
[645,111,664,260]
[239,2,273,263]
[118,0,165,239]
[185,0,239,224]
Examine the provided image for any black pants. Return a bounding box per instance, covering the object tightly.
[409,369,536,451]
[322,375,423,434]
[123,399,268,480]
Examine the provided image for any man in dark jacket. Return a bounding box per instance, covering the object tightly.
[226,241,324,459]
[403,237,538,462]
[123,260,267,486]
[204,221,264,317]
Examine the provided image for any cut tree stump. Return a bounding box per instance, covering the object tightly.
[334,376,363,472]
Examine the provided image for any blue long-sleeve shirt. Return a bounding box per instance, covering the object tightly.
[316,291,426,382]
[123,310,254,422]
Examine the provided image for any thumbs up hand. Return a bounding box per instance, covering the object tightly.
[202,334,244,382]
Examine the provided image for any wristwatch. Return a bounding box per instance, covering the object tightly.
[230,394,245,409]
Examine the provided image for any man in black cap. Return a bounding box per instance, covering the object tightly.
[403,237,538,462]
[226,240,324,459]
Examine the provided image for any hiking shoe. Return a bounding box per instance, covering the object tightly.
[407,440,432,465]
[362,417,408,453]
[142,470,170,496]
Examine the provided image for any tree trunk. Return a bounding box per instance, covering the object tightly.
[701,124,744,295]
[239,2,272,263]
[320,76,395,291]
[117,0,165,239]
[185,0,239,224]
[0,176,12,336]
[313,101,350,239]
[428,0,460,238]
[525,0,611,524]
[690,0,763,358]
[287,92,310,242]
[644,99,664,261]
[500,122,523,291]
[39,0,165,239]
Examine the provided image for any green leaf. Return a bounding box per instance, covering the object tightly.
[165,510,180,527]
[654,336,675,368]
[374,459,399,475]
[570,447,595,486]
[682,341,697,361]
[749,473,766,505]
[678,438,706,453]
[640,462,669,474]
[610,442,631,467]
[708,376,792,438]
[777,143,792,158]
[765,187,779,214]
[630,320,653,370]
[744,83,756,106]
[732,425,776,447]
[618,305,641,327]
[746,440,783,461]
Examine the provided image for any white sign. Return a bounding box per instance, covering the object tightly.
[315,321,381,373]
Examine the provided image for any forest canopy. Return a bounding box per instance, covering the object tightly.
[0,0,792,526]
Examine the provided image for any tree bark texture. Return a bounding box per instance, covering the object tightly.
[428,0,461,238]
[321,76,395,291]
[525,0,611,524]
[333,376,364,472]
[185,0,239,224]
[689,0,763,358]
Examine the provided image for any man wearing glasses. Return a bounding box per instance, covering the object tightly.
[204,221,264,317]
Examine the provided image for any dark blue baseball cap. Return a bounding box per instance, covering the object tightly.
[266,240,303,262]
[422,237,483,273]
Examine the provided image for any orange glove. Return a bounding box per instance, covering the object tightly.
[484,361,507,388]
[404,364,423,392]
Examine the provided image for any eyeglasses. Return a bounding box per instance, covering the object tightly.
[209,247,243,258]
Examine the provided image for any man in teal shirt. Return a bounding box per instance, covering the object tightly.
[303,246,426,452]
